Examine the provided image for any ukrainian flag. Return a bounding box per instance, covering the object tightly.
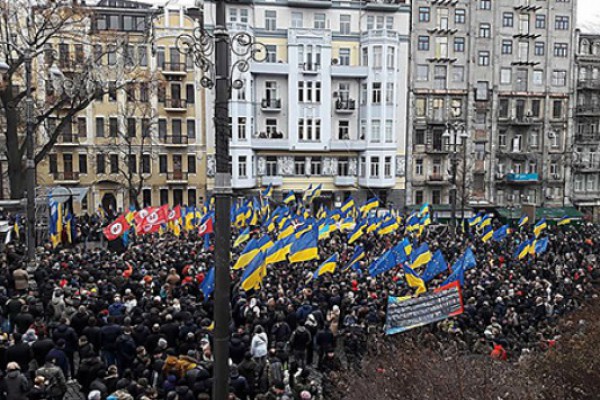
[13,215,19,240]
[401,237,413,257]
[468,213,482,227]
[283,191,296,205]
[278,220,296,241]
[240,251,267,291]
[341,197,355,214]
[418,203,430,217]
[261,184,273,198]
[257,236,273,253]
[234,227,251,248]
[481,226,493,243]
[557,215,572,226]
[478,214,492,230]
[302,184,313,202]
[348,223,365,244]
[289,226,319,263]
[405,214,420,232]
[50,200,63,248]
[295,223,313,239]
[514,238,533,260]
[265,235,294,265]
[339,217,355,232]
[313,254,338,279]
[343,246,365,272]
[410,243,432,269]
[360,197,379,215]
[403,264,427,295]
[233,238,260,270]
[377,217,399,236]
[533,218,547,237]
[518,215,529,228]
[366,217,381,234]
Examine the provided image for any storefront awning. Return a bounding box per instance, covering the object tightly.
[496,206,584,220]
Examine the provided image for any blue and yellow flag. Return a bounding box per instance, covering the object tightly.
[261,184,273,198]
[478,214,492,230]
[234,227,251,248]
[13,215,20,240]
[283,191,296,205]
[418,203,430,218]
[265,235,294,265]
[518,215,529,228]
[492,225,509,242]
[421,250,448,282]
[341,197,355,214]
[240,251,267,291]
[348,222,365,244]
[533,236,549,255]
[514,238,533,260]
[410,243,432,269]
[344,246,365,273]
[313,254,338,279]
[533,218,547,238]
[234,238,260,270]
[481,226,493,243]
[557,216,572,226]
[468,213,482,227]
[360,197,379,215]
[200,266,215,299]
[368,250,396,277]
[377,217,399,236]
[289,226,319,263]
[49,200,63,248]
[406,214,420,232]
[403,264,427,295]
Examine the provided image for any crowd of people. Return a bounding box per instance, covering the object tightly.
[0,205,598,400]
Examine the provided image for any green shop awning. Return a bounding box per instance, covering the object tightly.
[495,207,583,221]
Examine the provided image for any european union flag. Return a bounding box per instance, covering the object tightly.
[390,238,411,265]
[421,250,448,282]
[492,225,509,242]
[200,266,215,299]
[462,247,477,270]
[441,261,465,286]
[534,236,549,255]
[368,250,396,277]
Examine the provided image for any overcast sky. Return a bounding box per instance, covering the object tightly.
[578,0,600,32]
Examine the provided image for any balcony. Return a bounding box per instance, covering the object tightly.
[575,134,600,143]
[576,106,600,116]
[330,65,368,78]
[330,139,366,151]
[53,171,80,184]
[260,98,282,112]
[573,161,600,172]
[577,79,600,90]
[252,133,289,150]
[335,99,356,114]
[261,175,283,187]
[501,116,543,126]
[288,0,332,7]
[164,98,187,112]
[364,0,405,11]
[250,62,289,75]
[505,173,539,184]
[161,62,187,77]
[427,174,449,185]
[425,143,449,154]
[166,171,189,184]
[55,134,80,146]
[335,176,357,187]
[160,135,189,147]
[299,62,320,74]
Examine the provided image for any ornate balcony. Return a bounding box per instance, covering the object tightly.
[335,99,356,114]
[53,171,80,184]
[166,171,189,183]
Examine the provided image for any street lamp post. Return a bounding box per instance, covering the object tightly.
[0,48,37,263]
[177,2,267,398]
[442,123,468,228]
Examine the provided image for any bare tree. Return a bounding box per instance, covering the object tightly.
[0,0,150,198]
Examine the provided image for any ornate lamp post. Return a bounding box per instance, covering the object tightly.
[442,122,468,227]
[177,1,267,398]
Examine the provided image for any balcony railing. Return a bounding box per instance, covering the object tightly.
[161,62,187,74]
[575,134,600,143]
[578,79,600,89]
[335,99,356,113]
[56,134,80,145]
[299,62,320,73]
[166,171,189,182]
[160,135,189,146]
[425,143,449,153]
[576,105,600,116]
[505,173,539,183]
[429,174,445,181]
[261,98,282,111]
[255,131,285,139]
[53,171,80,182]
[164,98,187,111]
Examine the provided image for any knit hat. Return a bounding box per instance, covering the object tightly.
[88,390,102,400]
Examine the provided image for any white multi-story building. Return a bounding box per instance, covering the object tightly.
[204,0,410,208]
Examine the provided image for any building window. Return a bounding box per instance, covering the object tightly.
[384,156,392,178]
[142,189,152,207]
[530,130,539,148]
[188,155,196,174]
[76,117,87,138]
[416,64,429,81]
[160,189,169,206]
[452,66,464,82]
[500,68,512,84]
[386,16,394,30]
[454,37,465,52]
[79,154,87,174]
[339,48,350,65]
[310,157,322,175]
[237,117,246,140]
[552,70,567,86]
[455,9,466,24]
[110,154,119,174]
[499,130,507,147]
[415,159,423,176]
[142,154,151,174]
[502,40,513,55]
[385,120,393,142]
[159,155,167,173]
[294,157,305,175]
[415,190,424,205]
[266,119,278,137]
[265,10,276,31]
[338,120,350,140]
[49,154,57,174]
[479,0,491,10]
[372,82,382,104]
[479,23,491,38]
[371,120,381,142]
[96,154,105,174]
[503,12,514,27]
[314,13,326,29]
[373,46,382,68]
[95,117,104,137]
[555,16,569,30]
[554,43,568,57]
[187,119,196,139]
[291,12,303,28]
[499,99,509,118]
[552,100,563,119]
[418,36,430,51]
[535,14,546,29]
[415,129,425,145]
[109,117,118,137]
[478,51,490,66]
[127,154,137,173]
[107,81,117,102]
[127,118,136,137]
[188,189,197,206]
[386,83,394,104]
[360,157,366,177]
[370,157,379,177]
[186,84,195,104]
[418,7,430,22]
[432,190,442,205]
[387,46,395,69]
[534,42,545,56]
[238,156,247,178]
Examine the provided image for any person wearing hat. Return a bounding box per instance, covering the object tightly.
[28,376,48,400]
[35,355,67,400]
[5,333,32,374]
[0,362,29,400]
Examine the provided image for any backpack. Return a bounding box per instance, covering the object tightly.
[63,380,85,400]
[267,359,284,387]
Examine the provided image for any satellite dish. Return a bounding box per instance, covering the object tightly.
[52,187,72,204]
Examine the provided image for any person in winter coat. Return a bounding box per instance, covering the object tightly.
[0,362,29,400]
[289,326,311,369]
[229,364,249,400]
[250,326,268,361]
[46,340,70,379]
[238,352,259,399]
[116,327,137,371]
[99,317,122,366]
[314,326,335,369]
[76,355,105,393]
[5,333,32,374]
[326,306,340,337]
[12,305,34,335]
[31,332,54,369]
[35,356,67,400]
[52,318,78,374]
[27,376,48,400]
[12,268,28,293]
